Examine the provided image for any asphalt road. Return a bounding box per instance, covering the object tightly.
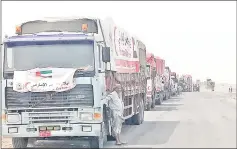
[2,88,236,148]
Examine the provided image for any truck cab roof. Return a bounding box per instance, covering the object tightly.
[4,32,94,43]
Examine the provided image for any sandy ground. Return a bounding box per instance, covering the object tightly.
[1,86,236,148]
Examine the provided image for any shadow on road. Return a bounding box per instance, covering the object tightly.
[121,121,180,146]
[152,106,178,112]
[160,103,183,107]
[168,96,183,100]
[151,96,184,112]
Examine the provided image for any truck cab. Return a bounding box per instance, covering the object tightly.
[145,53,156,110]
[171,72,178,96]
[2,18,111,148]
[1,17,147,148]
[163,66,171,100]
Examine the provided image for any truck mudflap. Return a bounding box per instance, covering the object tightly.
[2,123,101,138]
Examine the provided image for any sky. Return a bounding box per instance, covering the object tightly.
[2,1,236,84]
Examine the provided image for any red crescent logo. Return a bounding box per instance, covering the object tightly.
[24,82,30,88]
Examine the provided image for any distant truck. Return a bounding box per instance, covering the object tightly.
[1,17,147,148]
[193,84,200,92]
[154,56,165,105]
[145,52,156,110]
[171,72,178,96]
[145,54,165,109]
[206,78,215,91]
[193,79,200,92]
[162,66,172,100]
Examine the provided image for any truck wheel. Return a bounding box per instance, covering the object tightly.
[163,94,167,100]
[168,93,171,99]
[132,98,144,125]
[12,137,28,148]
[155,97,162,105]
[146,101,151,111]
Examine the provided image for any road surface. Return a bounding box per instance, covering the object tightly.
[1,90,236,148]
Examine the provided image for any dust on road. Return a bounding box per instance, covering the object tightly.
[1,91,236,148]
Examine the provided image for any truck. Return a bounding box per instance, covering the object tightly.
[206,78,215,91]
[170,72,178,96]
[162,66,172,100]
[193,79,200,92]
[179,75,192,92]
[154,56,165,105]
[145,52,156,110]
[1,17,147,148]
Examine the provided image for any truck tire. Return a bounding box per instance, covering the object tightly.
[151,100,155,108]
[12,137,28,148]
[163,94,167,100]
[168,93,171,99]
[155,96,162,105]
[132,98,144,125]
[146,101,151,111]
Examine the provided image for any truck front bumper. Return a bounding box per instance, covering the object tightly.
[2,123,101,138]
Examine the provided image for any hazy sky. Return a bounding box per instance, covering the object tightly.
[2,1,236,84]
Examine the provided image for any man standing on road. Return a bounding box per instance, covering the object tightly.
[105,84,127,145]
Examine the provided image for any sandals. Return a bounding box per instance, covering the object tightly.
[115,142,122,145]
[115,142,127,145]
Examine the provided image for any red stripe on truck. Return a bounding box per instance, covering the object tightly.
[115,59,140,73]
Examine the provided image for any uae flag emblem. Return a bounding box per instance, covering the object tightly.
[35,70,52,78]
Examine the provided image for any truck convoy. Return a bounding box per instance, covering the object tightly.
[1,17,200,148]
[1,17,147,148]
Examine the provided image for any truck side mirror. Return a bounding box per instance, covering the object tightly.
[102,47,110,63]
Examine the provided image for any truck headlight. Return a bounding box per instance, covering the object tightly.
[80,113,93,121]
[7,114,21,123]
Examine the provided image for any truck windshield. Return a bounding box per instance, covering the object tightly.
[4,40,94,73]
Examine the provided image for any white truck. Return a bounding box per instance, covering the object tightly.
[1,17,147,148]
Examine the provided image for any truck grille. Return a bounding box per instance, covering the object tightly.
[22,109,77,124]
[5,84,94,109]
